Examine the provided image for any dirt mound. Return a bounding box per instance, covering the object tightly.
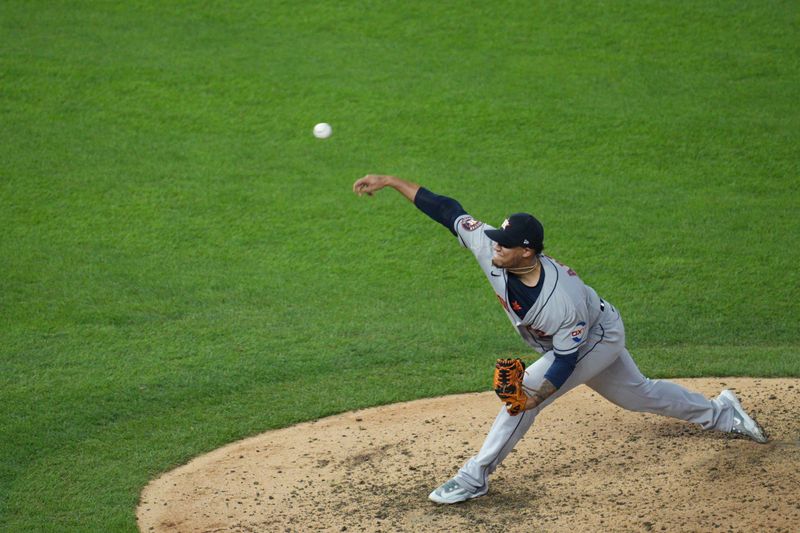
[138,378,799,532]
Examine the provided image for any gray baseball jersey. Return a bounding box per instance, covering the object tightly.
[453,214,611,359]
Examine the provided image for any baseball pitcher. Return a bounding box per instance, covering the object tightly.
[352,174,768,505]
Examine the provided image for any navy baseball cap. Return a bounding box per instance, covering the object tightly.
[484,213,544,251]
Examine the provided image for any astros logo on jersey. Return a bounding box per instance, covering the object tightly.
[461,217,483,231]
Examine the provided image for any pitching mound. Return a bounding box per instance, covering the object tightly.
[138,378,799,532]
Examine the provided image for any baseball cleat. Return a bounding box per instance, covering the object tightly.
[428,478,487,504]
[718,390,769,444]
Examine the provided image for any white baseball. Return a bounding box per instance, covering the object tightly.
[313,122,332,139]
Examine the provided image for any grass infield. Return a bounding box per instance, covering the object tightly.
[1,1,798,531]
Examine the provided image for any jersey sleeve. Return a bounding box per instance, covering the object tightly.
[454,214,493,250]
[551,313,589,355]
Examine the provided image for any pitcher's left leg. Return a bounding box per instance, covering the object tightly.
[586,349,732,431]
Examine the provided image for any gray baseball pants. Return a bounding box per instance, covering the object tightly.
[455,305,735,493]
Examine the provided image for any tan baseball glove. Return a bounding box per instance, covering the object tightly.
[494,358,528,416]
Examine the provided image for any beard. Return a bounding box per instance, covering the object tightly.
[493,253,538,274]
[491,255,511,269]
[492,254,523,269]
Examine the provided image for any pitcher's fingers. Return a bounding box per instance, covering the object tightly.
[355,177,377,196]
[353,176,370,194]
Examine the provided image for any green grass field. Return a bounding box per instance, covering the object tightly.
[2,1,798,531]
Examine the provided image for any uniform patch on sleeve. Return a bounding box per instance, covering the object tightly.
[460,217,484,231]
[570,322,587,343]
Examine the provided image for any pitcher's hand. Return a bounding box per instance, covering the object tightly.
[353,174,393,197]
